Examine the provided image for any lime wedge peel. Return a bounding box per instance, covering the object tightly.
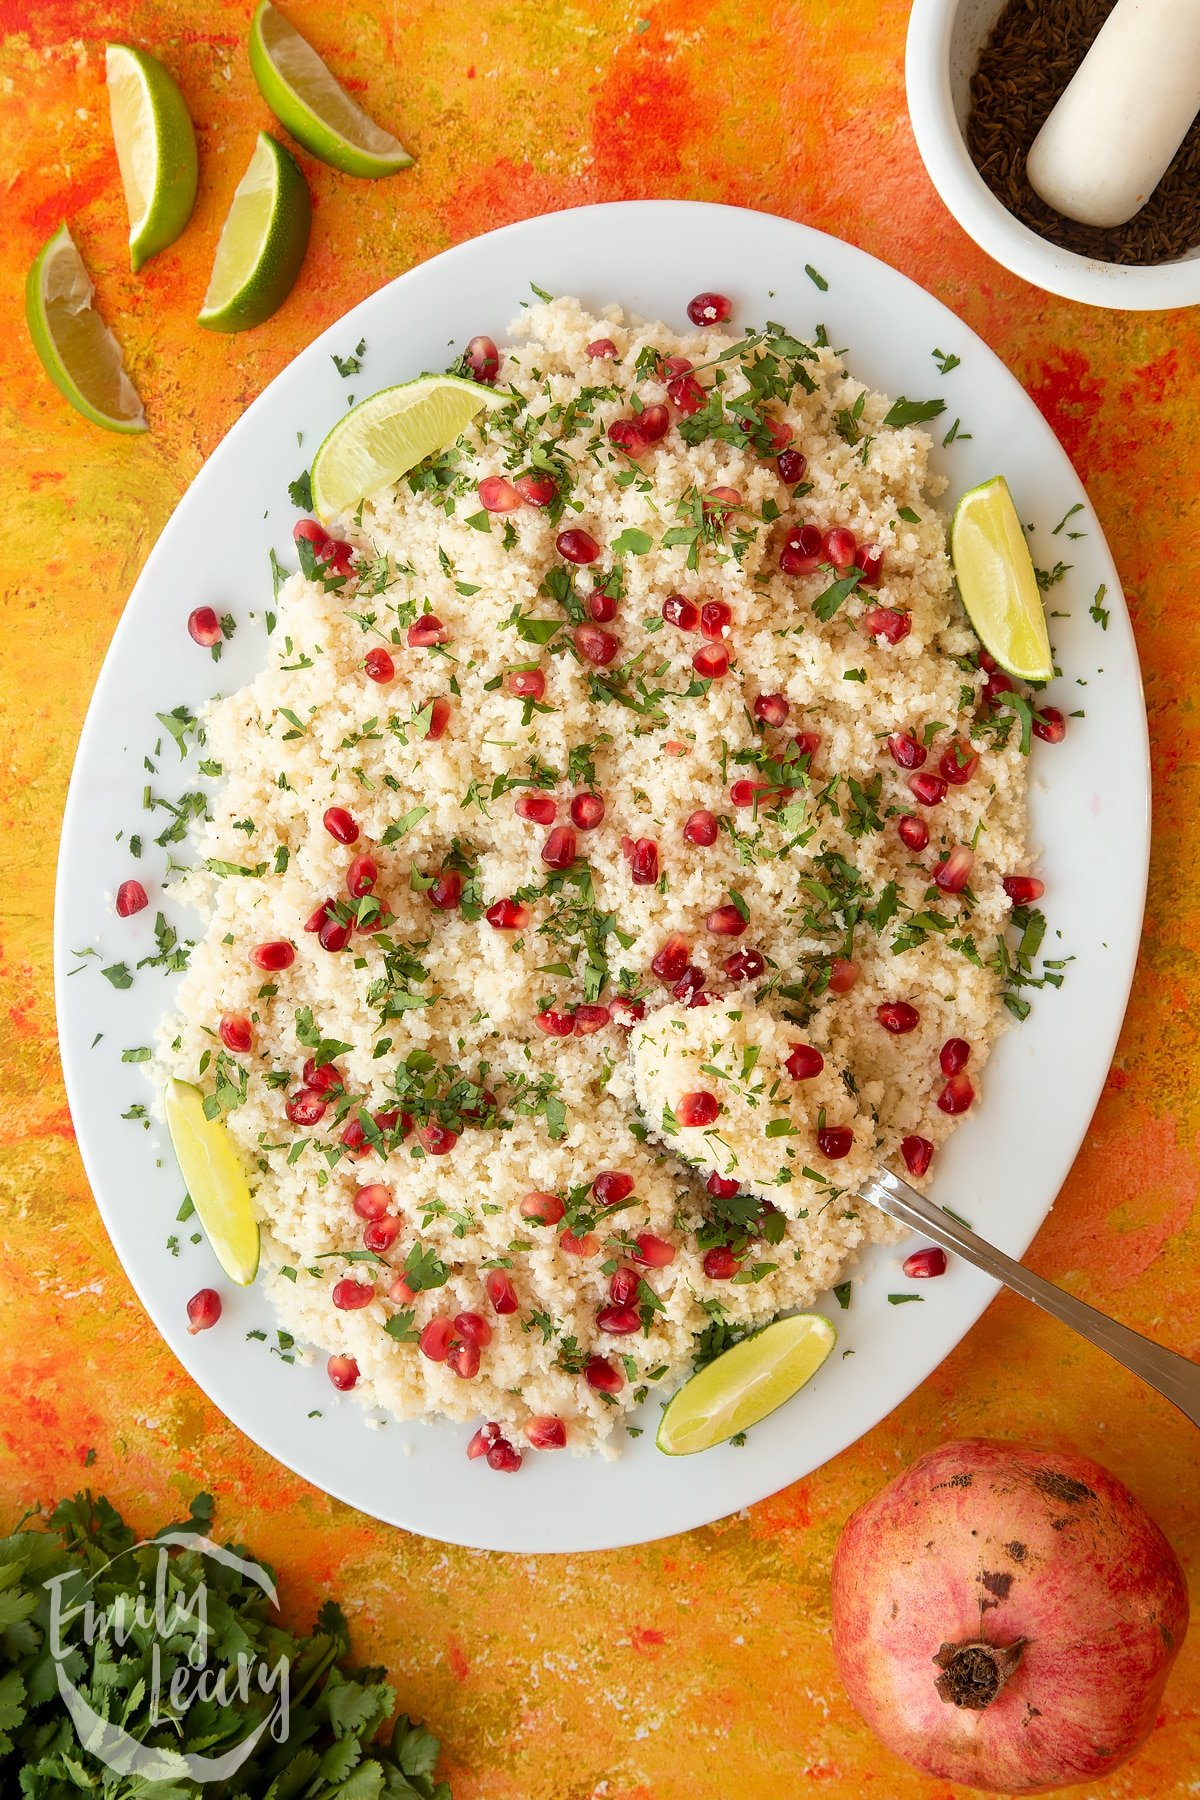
[656,1312,836,1456]
[25,226,146,433]
[950,475,1055,683]
[310,375,506,521]
[249,0,412,179]
[199,130,311,334]
[105,43,198,272]
[164,1079,260,1285]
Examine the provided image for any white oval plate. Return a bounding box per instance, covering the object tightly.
[54,202,1148,1553]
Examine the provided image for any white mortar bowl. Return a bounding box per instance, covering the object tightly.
[906,0,1200,310]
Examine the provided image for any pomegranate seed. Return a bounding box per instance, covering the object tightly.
[286,1086,327,1126]
[587,337,616,358]
[464,334,499,383]
[527,1416,567,1449]
[187,606,222,647]
[633,1232,676,1268]
[574,623,619,665]
[933,845,975,894]
[683,808,718,846]
[672,964,708,1005]
[186,1288,221,1333]
[754,693,790,727]
[323,806,359,844]
[506,667,546,701]
[419,1316,455,1361]
[938,1072,975,1114]
[1033,707,1067,744]
[901,1135,934,1177]
[703,486,741,521]
[662,593,700,631]
[700,600,732,640]
[515,791,557,824]
[571,791,605,829]
[677,1090,719,1128]
[940,1038,971,1076]
[687,291,733,326]
[608,418,648,457]
[353,1184,391,1221]
[629,838,659,884]
[703,1247,741,1280]
[115,879,148,917]
[333,1278,374,1311]
[897,815,930,852]
[467,1422,501,1459]
[794,729,822,759]
[724,947,765,982]
[763,418,791,452]
[516,472,556,507]
[557,528,600,565]
[417,1122,458,1155]
[303,900,329,933]
[693,643,729,679]
[707,1171,740,1198]
[983,669,1015,704]
[486,896,528,930]
[823,527,858,570]
[779,523,825,575]
[318,914,352,952]
[908,772,947,806]
[887,732,926,770]
[219,1012,253,1054]
[535,1009,574,1037]
[829,958,859,993]
[939,738,979,785]
[1003,874,1045,905]
[597,1303,641,1334]
[425,697,451,740]
[448,1341,481,1380]
[429,870,462,911]
[706,903,747,936]
[651,935,690,983]
[478,474,521,513]
[541,825,577,869]
[860,606,912,644]
[667,372,706,413]
[609,995,646,1026]
[484,1269,519,1315]
[903,1246,948,1278]
[594,1170,635,1206]
[777,449,807,484]
[520,1191,565,1225]
[858,544,885,586]
[638,403,670,442]
[364,647,394,683]
[878,1001,920,1034]
[785,1043,824,1080]
[252,940,294,971]
[327,1354,359,1390]
[363,1214,400,1253]
[561,1229,600,1256]
[609,1265,641,1306]
[303,1059,341,1091]
[587,587,618,622]
[817,1125,854,1159]
[346,854,378,898]
[585,1354,624,1393]
[574,1003,611,1035]
[487,1437,523,1472]
[294,518,329,552]
[408,614,448,648]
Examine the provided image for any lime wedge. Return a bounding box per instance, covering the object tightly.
[198,131,310,334]
[249,0,412,178]
[105,44,198,271]
[164,1079,260,1285]
[310,374,504,520]
[657,1312,836,1455]
[950,476,1054,682]
[25,225,146,433]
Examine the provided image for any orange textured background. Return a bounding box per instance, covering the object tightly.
[3,2,1200,1795]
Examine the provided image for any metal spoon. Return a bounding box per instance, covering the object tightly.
[861,1166,1200,1430]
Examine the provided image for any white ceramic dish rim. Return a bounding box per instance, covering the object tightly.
[905,0,1200,312]
[54,200,1150,1552]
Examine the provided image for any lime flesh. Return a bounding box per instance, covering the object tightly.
[950,476,1054,682]
[164,1080,260,1285]
[25,225,146,432]
[105,43,198,271]
[249,0,412,178]
[656,1312,836,1455]
[310,374,504,521]
[199,131,311,334]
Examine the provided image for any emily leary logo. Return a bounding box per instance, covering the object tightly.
[44,1531,291,1783]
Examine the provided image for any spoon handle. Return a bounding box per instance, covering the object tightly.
[859,1167,1200,1430]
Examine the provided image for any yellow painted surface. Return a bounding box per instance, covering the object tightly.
[2,2,1198,1794]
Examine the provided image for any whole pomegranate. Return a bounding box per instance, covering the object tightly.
[831,1439,1188,1793]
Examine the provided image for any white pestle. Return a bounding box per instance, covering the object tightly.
[1026,0,1200,229]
